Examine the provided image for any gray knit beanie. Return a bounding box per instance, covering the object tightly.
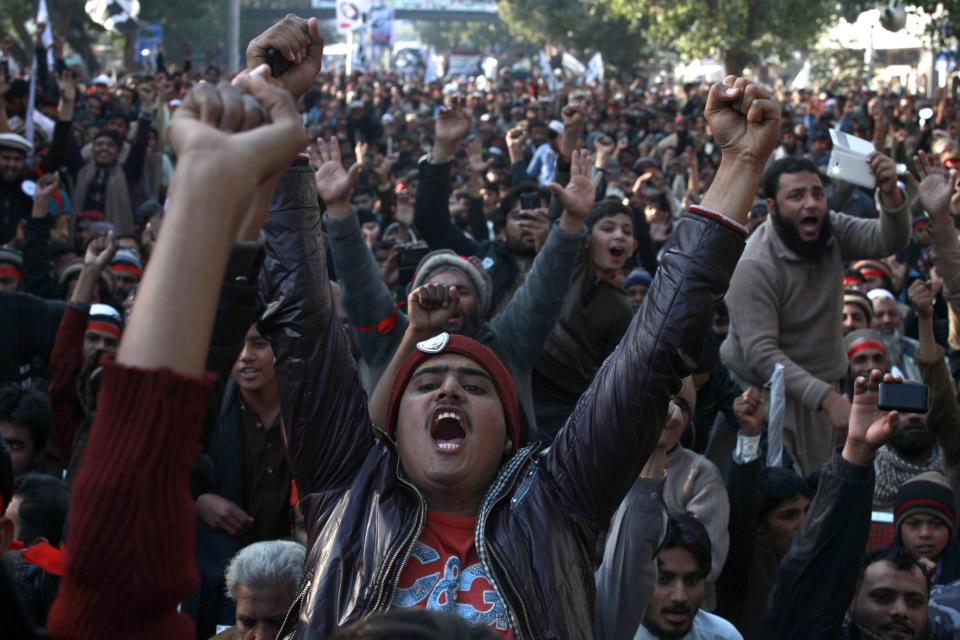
[411,249,492,315]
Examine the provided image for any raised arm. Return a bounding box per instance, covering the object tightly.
[542,76,778,529]
[319,137,408,376]
[49,70,305,638]
[832,151,910,259]
[908,279,960,510]
[413,97,480,256]
[763,371,902,639]
[22,173,61,299]
[911,151,960,349]
[490,148,594,369]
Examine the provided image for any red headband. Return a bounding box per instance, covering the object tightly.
[843,276,864,286]
[895,498,957,527]
[847,341,885,360]
[0,266,22,278]
[111,263,143,278]
[860,269,886,280]
[86,321,122,339]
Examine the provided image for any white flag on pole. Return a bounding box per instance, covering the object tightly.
[37,0,54,69]
[85,0,140,33]
[585,52,604,85]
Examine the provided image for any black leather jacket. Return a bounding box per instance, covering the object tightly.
[259,165,747,639]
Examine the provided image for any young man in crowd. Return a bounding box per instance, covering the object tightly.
[721,155,910,475]
[638,514,743,640]
[0,387,52,477]
[251,15,778,638]
[843,289,874,336]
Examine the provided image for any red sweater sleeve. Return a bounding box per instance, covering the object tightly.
[48,304,89,466]
[47,360,215,639]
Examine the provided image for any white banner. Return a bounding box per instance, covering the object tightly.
[336,0,370,33]
[85,0,140,32]
[370,6,395,46]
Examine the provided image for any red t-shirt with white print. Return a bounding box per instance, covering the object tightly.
[393,510,515,638]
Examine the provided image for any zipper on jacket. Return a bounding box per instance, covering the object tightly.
[476,447,537,640]
[277,575,312,638]
[370,455,427,612]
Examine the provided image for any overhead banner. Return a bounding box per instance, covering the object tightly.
[370,6,395,46]
[85,0,140,32]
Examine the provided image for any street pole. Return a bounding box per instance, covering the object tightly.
[347,30,354,75]
[228,0,240,72]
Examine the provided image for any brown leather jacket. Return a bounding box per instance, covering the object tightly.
[259,165,747,639]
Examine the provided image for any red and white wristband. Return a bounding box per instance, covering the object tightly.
[688,204,749,239]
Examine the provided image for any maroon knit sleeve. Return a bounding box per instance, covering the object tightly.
[48,303,90,466]
[48,360,215,638]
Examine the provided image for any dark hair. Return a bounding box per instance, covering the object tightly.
[661,512,712,578]
[94,129,125,148]
[0,445,12,513]
[12,473,69,547]
[759,467,812,522]
[860,547,932,593]
[0,386,52,455]
[331,609,500,639]
[100,111,129,125]
[497,180,551,224]
[584,200,634,231]
[762,157,826,199]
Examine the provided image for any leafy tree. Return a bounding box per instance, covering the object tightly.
[598,0,842,75]
[496,0,651,71]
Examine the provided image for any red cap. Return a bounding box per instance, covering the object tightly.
[385,333,521,454]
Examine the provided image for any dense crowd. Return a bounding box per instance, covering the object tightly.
[4,12,960,640]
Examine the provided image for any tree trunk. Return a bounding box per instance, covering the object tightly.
[66,20,100,74]
[723,49,750,77]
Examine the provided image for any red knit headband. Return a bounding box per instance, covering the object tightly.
[86,321,121,339]
[847,341,885,360]
[384,333,521,454]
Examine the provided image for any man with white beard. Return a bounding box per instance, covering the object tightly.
[868,288,921,381]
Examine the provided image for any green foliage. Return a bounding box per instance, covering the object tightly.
[417,19,526,54]
[496,0,651,70]
[599,0,839,74]
[808,40,867,93]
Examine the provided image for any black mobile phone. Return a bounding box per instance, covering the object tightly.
[519,192,540,211]
[89,221,119,237]
[265,48,294,78]
[878,382,928,414]
[397,245,430,285]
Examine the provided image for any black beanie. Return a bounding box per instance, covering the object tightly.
[894,471,956,537]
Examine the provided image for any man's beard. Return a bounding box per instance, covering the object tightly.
[882,330,903,363]
[890,423,936,460]
[770,206,833,259]
[457,307,484,337]
[643,606,695,640]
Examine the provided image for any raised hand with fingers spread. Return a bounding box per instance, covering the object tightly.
[909,150,960,226]
[310,136,361,218]
[432,95,471,163]
[547,149,601,232]
[842,370,902,466]
[466,139,493,175]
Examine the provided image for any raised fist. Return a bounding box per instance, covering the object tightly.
[704,75,780,167]
[246,14,325,100]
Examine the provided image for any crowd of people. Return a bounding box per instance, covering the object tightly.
[4,12,960,640]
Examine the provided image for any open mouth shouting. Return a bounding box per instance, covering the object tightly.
[429,406,469,453]
[797,215,821,240]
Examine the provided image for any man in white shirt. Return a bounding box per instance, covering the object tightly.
[637,513,743,640]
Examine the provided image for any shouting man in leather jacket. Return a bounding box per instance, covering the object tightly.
[248,16,781,640]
